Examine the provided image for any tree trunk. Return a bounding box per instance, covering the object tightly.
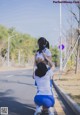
[75,38,79,74]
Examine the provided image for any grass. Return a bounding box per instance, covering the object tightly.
[53,71,80,106]
[69,94,80,105]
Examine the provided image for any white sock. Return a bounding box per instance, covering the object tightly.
[48,107,54,113]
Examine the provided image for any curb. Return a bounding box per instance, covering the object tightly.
[53,81,80,115]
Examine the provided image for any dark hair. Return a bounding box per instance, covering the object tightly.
[35,62,48,78]
[37,37,49,53]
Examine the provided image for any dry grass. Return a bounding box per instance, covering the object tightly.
[53,71,80,106]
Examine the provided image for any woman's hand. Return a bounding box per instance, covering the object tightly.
[42,52,48,60]
[42,52,54,68]
[37,58,44,63]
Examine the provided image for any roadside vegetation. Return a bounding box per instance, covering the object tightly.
[0,25,60,68]
[0,25,37,67]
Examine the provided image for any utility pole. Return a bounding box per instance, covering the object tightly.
[53,0,63,71]
[7,36,10,67]
[7,34,17,67]
[60,0,63,71]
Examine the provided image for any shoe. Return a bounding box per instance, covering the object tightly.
[48,107,54,115]
[34,106,42,115]
[42,106,48,114]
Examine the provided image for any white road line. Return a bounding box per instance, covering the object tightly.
[26,106,35,111]
[6,75,15,78]
[21,72,27,74]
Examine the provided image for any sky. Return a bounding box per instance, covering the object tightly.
[0,0,79,46]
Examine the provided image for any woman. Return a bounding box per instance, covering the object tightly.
[33,37,52,79]
[34,53,55,115]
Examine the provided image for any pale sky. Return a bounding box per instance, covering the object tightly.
[0,0,79,46]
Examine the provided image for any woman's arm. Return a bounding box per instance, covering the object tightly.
[32,53,37,79]
[42,53,55,70]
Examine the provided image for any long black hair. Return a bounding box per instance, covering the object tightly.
[37,37,49,53]
[35,62,48,78]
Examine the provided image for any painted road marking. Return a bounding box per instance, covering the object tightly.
[6,75,15,78]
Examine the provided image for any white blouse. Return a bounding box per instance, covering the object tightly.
[35,48,51,61]
[34,69,53,95]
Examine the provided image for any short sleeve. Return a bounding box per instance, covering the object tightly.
[44,48,52,57]
[46,69,54,77]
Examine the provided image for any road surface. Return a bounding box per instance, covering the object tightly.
[0,69,76,115]
[0,69,36,115]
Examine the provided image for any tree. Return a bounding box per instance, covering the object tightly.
[50,46,59,67]
[0,25,37,66]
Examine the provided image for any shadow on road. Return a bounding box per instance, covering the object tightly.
[0,79,34,87]
[0,91,35,115]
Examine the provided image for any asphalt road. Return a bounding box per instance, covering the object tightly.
[0,69,36,115]
[0,69,77,115]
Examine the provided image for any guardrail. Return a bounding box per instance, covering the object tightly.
[53,81,80,115]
